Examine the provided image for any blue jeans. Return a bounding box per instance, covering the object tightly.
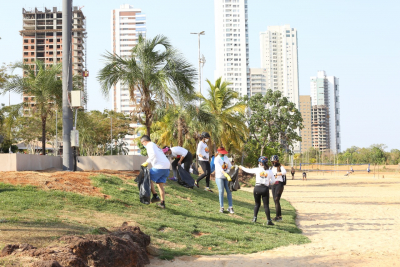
[215,178,233,208]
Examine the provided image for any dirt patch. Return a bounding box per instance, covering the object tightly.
[0,170,140,198]
[191,231,210,238]
[0,224,150,267]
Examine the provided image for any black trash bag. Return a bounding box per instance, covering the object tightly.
[177,166,195,189]
[192,163,199,175]
[282,174,287,185]
[228,167,240,192]
[135,166,151,205]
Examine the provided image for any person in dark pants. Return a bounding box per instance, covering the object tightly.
[270,155,287,221]
[291,167,295,180]
[239,156,275,226]
[162,146,193,182]
[195,132,212,192]
[302,171,307,181]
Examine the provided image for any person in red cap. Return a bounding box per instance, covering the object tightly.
[214,146,235,214]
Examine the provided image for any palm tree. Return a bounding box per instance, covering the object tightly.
[198,77,248,154]
[97,35,197,136]
[4,60,62,155]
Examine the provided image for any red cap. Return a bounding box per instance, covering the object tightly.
[217,147,228,155]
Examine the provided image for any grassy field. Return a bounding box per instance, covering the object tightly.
[0,173,309,260]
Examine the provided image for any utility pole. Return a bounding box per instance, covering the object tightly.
[111,116,113,156]
[190,31,205,96]
[62,0,73,170]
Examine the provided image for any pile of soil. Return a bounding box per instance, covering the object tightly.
[0,170,140,198]
[0,225,150,267]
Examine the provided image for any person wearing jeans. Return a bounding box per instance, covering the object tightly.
[195,132,212,192]
[214,147,234,214]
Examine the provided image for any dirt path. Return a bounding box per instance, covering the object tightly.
[149,173,400,267]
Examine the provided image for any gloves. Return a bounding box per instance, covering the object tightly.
[202,156,207,160]
[141,162,149,167]
[224,172,232,182]
[231,166,235,170]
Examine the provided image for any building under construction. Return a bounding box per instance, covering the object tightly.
[20,6,87,113]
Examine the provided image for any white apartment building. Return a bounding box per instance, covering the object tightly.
[249,68,268,96]
[310,71,341,153]
[214,0,250,97]
[260,25,300,153]
[111,4,146,155]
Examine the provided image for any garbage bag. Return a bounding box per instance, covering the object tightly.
[177,166,195,188]
[228,167,240,192]
[135,166,151,205]
[192,163,199,175]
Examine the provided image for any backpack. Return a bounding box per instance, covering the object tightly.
[210,156,215,173]
[282,174,287,185]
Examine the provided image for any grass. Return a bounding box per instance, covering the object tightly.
[0,173,310,260]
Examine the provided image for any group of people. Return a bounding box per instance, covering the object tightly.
[139,132,287,225]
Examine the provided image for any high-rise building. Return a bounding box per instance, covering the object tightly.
[260,25,299,108]
[249,68,267,96]
[111,4,146,155]
[299,95,312,153]
[310,71,341,153]
[21,7,87,114]
[260,25,300,153]
[214,0,249,98]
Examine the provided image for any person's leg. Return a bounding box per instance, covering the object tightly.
[151,181,157,195]
[224,179,233,208]
[183,152,193,173]
[155,169,169,208]
[157,183,165,202]
[196,161,207,184]
[149,168,162,202]
[204,161,211,188]
[274,183,284,218]
[253,186,262,219]
[215,178,224,209]
[261,187,271,221]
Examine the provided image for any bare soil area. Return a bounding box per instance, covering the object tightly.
[150,172,400,267]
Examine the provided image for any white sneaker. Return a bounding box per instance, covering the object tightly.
[228,207,234,214]
[219,207,224,213]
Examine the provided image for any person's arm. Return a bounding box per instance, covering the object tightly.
[279,166,287,176]
[146,144,156,164]
[196,143,203,159]
[177,147,188,164]
[239,166,259,174]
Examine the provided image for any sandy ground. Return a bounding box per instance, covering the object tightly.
[150,172,400,267]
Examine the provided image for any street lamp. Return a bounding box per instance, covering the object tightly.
[191,31,205,96]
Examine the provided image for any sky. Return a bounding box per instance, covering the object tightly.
[0,0,399,151]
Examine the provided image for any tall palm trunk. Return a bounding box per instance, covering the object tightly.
[177,116,184,146]
[41,115,47,155]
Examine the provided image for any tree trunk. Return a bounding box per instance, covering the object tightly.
[260,145,264,157]
[177,117,183,146]
[41,116,47,155]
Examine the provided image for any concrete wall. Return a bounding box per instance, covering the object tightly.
[77,155,148,171]
[0,154,62,171]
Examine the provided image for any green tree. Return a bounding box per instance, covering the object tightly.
[4,61,62,155]
[198,77,248,154]
[97,35,197,136]
[244,90,303,156]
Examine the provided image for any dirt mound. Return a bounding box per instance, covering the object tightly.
[0,170,140,198]
[0,225,150,267]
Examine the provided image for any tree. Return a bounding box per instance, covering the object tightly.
[97,35,197,136]
[244,90,303,156]
[4,61,62,155]
[198,77,248,154]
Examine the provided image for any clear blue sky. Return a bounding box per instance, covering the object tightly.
[1,0,399,151]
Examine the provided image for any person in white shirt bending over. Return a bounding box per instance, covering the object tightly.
[270,155,286,221]
[140,135,171,209]
[239,156,275,226]
[195,132,213,192]
[214,147,235,214]
[162,146,193,182]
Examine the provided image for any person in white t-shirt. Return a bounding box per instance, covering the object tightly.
[140,135,171,209]
[239,156,275,225]
[195,132,213,192]
[270,155,286,221]
[214,146,235,214]
[162,146,193,182]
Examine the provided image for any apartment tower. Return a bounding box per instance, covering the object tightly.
[111,4,146,155]
[21,7,86,114]
[299,95,312,153]
[214,0,249,98]
[310,71,341,153]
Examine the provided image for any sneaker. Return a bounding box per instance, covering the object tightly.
[272,217,279,221]
[151,195,161,203]
[204,187,213,193]
[228,207,234,214]
[219,207,224,213]
[169,177,177,181]
[194,181,199,188]
[278,216,283,221]
[267,220,275,226]
[157,202,165,209]
[252,217,257,223]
